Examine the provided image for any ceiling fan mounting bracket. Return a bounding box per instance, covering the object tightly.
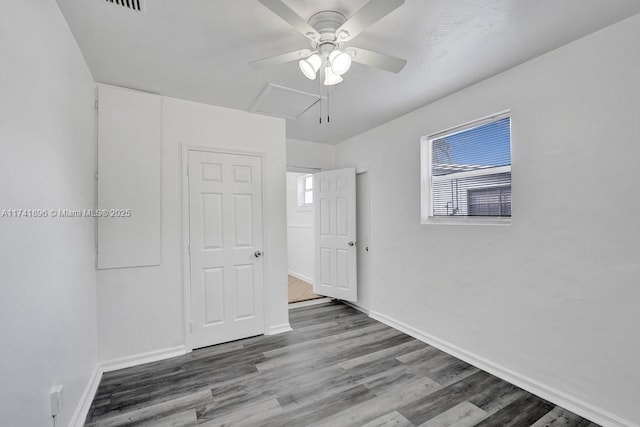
[308,10,346,46]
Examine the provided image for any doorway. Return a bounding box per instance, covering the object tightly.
[285,168,369,308]
[285,171,324,304]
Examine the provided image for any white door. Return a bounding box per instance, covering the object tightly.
[188,150,264,349]
[313,168,358,302]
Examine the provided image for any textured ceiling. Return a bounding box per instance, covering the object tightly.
[56,0,640,144]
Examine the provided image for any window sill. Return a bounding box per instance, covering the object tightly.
[422,216,511,226]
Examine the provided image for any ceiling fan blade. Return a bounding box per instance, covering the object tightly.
[347,47,407,73]
[258,0,321,42]
[336,0,405,42]
[249,49,313,69]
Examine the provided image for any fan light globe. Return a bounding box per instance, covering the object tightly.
[299,54,321,80]
[329,50,352,75]
[324,66,343,86]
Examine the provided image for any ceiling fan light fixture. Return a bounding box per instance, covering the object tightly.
[323,66,343,86]
[299,53,321,80]
[329,50,352,75]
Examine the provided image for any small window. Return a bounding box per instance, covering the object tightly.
[421,112,511,223]
[297,174,313,207]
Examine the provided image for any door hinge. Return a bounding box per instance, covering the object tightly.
[94,99,99,109]
[94,172,98,181]
[187,243,191,255]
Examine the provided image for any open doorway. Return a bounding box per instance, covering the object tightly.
[286,171,324,304]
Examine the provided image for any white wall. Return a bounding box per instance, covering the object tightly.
[335,14,640,426]
[96,93,288,362]
[287,138,335,171]
[0,1,98,426]
[286,172,314,282]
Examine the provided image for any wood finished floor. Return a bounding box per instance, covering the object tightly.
[288,275,323,304]
[85,302,599,426]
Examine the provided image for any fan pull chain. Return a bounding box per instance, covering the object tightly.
[319,72,322,124]
[327,91,330,123]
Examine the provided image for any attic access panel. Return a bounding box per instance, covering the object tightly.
[249,84,325,120]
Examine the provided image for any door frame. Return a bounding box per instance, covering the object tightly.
[181,145,268,352]
[285,165,320,286]
[355,168,372,313]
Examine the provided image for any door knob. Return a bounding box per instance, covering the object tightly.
[348,241,355,247]
[254,250,263,258]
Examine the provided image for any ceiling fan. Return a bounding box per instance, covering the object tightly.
[250,0,407,86]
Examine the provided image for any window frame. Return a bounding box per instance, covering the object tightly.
[421,111,512,226]
[296,174,314,209]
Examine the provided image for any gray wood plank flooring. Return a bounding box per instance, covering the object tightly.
[85,301,599,426]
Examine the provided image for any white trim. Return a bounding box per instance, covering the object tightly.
[180,144,192,351]
[288,270,313,284]
[431,165,511,182]
[100,345,188,373]
[288,297,332,309]
[287,165,322,174]
[369,310,636,427]
[426,110,511,141]
[266,323,292,335]
[420,137,432,222]
[70,365,103,427]
[287,225,313,229]
[355,169,372,310]
[424,216,512,226]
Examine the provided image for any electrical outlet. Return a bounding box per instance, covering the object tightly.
[50,385,63,417]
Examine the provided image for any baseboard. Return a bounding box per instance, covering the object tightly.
[70,364,103,427]
[100,345,188,373]
[266,323,292,335]
[288,270,313,284]
[369,310,636,427]
[343,300,370,316]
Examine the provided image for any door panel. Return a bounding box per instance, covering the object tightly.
[235,264,255,319]
[202,194,223,249]
[233,194,253,247]
[188,150,264,349]
[203,268,224,324]
[313,168,358,302]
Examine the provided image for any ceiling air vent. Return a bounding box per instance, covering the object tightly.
[105,0,145,13]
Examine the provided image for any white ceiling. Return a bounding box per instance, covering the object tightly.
[56,0,640,144]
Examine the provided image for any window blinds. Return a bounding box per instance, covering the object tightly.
[430,116,511,217]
